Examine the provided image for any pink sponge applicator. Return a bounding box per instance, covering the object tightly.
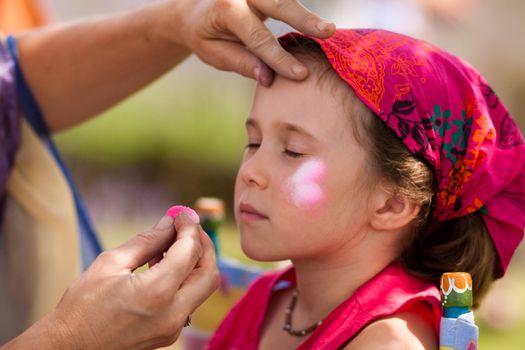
[166,205,200,224]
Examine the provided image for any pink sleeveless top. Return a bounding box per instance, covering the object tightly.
[206,264,442,350]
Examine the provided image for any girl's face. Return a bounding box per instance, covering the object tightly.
[234,75,373,262]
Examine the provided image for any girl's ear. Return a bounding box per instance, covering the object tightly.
[369,187,421,232]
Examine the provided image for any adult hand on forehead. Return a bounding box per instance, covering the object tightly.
[175,0,336,86]
[20,214,219,349]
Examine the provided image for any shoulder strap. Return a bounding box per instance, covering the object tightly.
[6,36,102,268]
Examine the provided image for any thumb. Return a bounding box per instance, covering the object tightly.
[102,216,176,273]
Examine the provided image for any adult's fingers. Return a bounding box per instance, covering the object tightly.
[247,0,336,38]
[171,229,219,315]
[141,213,204,290]
[200,40,274,86]
[147,254,163,269]
[95,216,176,274]
[225,12,308,81]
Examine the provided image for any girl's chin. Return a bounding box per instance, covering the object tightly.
[240,241,286,262]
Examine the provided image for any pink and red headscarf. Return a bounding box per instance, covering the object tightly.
[285,29,525,276]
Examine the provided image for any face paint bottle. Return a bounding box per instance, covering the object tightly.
[195,197,225,255]
[439,272,478,350]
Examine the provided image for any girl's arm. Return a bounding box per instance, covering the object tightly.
[15,0,335,132]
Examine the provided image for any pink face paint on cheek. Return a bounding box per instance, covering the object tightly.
[286,159,327,210]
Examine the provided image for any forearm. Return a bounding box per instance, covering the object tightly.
[1,312,85,350]
[16,1,189,132]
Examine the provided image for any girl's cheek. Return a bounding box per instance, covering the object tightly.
[284,159,327,212]
[291,183,325,209]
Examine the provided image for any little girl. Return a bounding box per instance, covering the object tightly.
[207,29,525,349]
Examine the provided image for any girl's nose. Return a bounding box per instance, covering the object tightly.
[239,149,270,190]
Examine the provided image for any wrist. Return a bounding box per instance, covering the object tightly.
[150,0,192,53]
[46,308,101,350]
[1,311,86,350]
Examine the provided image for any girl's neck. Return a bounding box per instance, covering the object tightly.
[290,246,396,326]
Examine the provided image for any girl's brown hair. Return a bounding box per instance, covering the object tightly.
[280,35,497,307]
[363,111,497,308]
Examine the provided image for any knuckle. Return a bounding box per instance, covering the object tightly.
[248,28,274,51]
[197,237,205,258]
[176,235,202,265]
[237,59,255,77]
[305,12,320,27]
[273,51,291,66]
[274,0,293,9]
[187,228,204,250]
[189,236,204,262]
[96,251,117,265]
[209,0,238,31]
[213,0,237,18]
[135,231,157,245]
[266,49,294,71]
[135,231,152,242]
[210,267,221,290]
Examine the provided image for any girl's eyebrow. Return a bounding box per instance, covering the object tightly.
[245,118,319,142]
[277,121,318,142]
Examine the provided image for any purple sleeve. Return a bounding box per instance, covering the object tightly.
[0,38,21,202]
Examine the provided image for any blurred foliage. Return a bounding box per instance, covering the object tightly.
[55,76,250,169]
[55,70,252,215]
[480,320,525,349]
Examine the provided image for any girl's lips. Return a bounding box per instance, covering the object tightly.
[239,202,268,221]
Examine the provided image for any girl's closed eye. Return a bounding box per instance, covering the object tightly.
[245,143,260,150]
[244,140,307,158]
[283,149,305,158]
[283,141,309,159]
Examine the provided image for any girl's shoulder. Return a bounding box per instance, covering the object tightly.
[341,302,438,350]
[297,264,441,350]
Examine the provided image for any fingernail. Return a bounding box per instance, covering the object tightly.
[178,212,200,225]
[291,64,307,78]
[166,205,200,224]
[317,20,334,33]
[254,67,261,82]
[155,216,173,229]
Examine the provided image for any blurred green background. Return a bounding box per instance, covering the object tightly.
[15,0,525,348]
